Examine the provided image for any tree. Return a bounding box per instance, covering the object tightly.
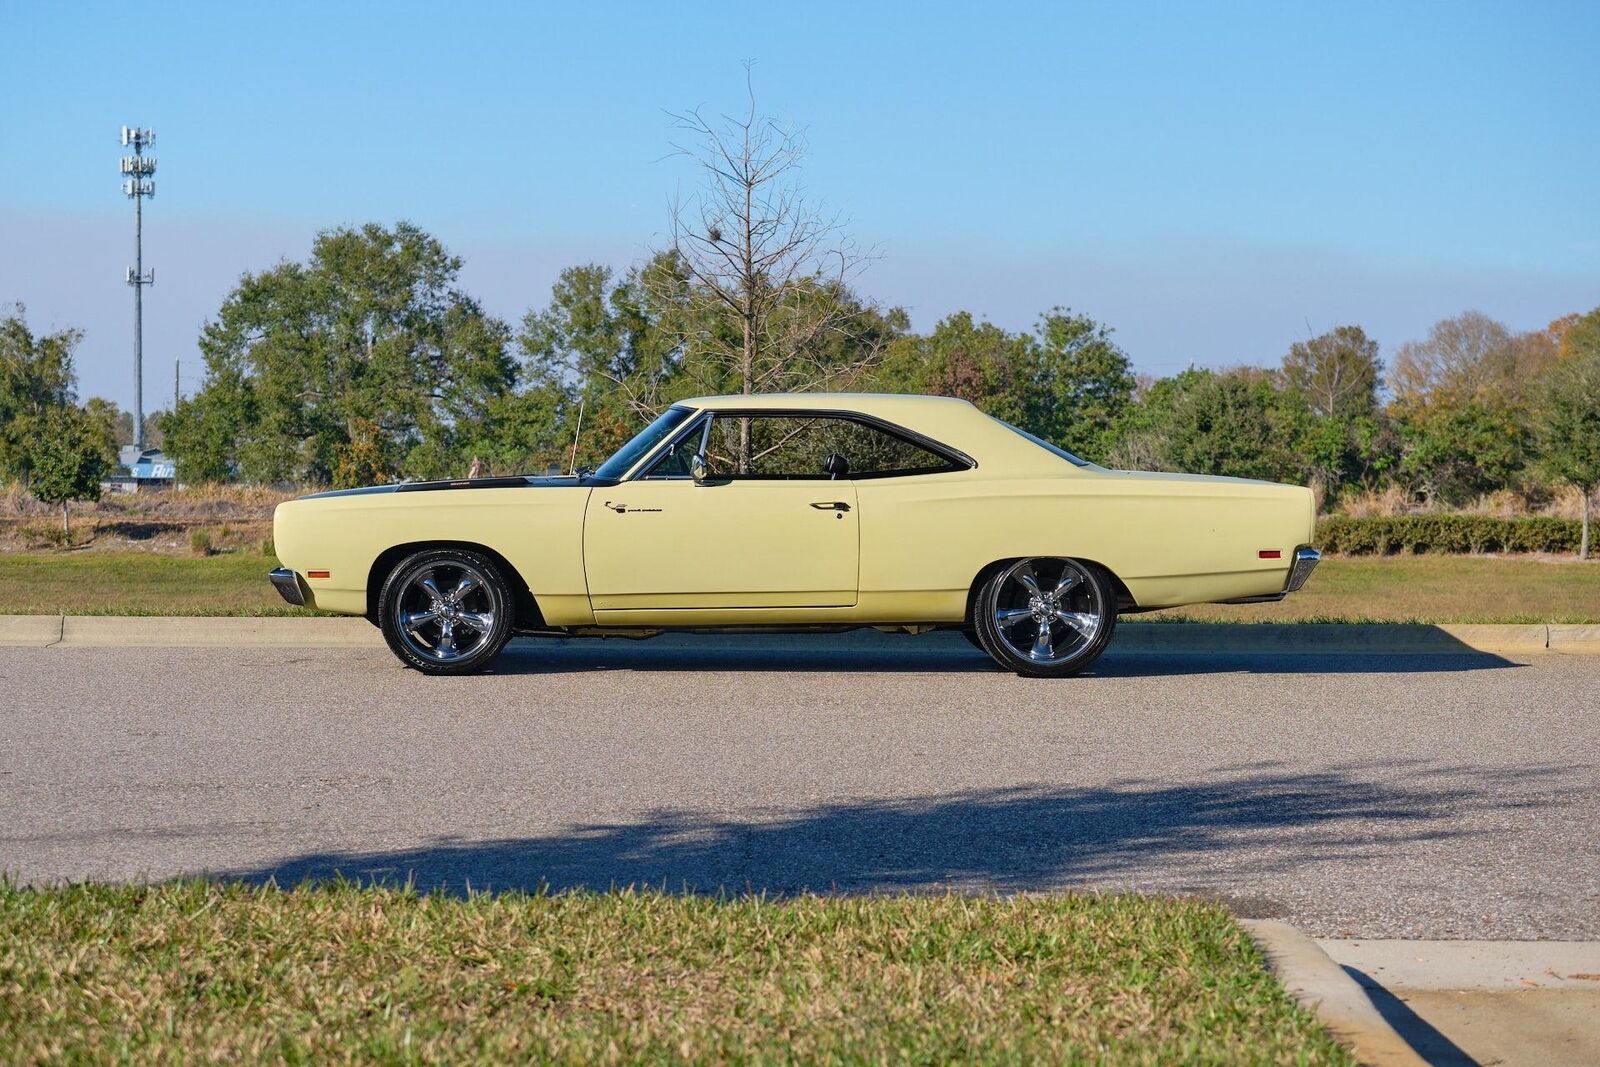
[27,405,109,539]
[1152,369,1307,483]
[1534,313,1600,558]
[1395,400,1526,506]
[1388,310,1557,418]
[1281,325,1380,420]
[0,308,78,482]
[868,312,1034,425]
[1025,309,1135,462]
[165,222,515,484]
[866,308,1132,462]
[663,71,887,467]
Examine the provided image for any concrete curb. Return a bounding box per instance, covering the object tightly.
[0,616,1595,653]
[0,616,381,648]
[1242,920,1427,1067]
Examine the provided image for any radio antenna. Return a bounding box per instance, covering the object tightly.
[568,393,587,475]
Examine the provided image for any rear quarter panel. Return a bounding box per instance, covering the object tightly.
[272,487,593,624]
[857,470,1316,614]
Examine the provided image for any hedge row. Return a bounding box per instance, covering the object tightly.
[1315,515,1585,555]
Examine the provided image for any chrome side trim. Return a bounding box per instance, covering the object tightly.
[268,567,306,606]
[1285,546,1320,593]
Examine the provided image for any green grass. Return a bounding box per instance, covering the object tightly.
[1,550,1596,623]
[0,882,1350,1065]
[1142,555,1600,624]
[0,551,317,616]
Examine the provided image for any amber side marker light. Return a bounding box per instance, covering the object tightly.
[307,570,331,579]
[1257,550,1282,560]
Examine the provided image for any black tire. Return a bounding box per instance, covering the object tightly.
[378,548,515,675]
[972,557,1117,677]
[960,628,986,652]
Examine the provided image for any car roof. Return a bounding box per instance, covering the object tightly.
[671,392,1084,477]
[678,392,975,414]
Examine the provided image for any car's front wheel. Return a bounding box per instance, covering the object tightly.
[972,557,1117,677]
[378,548,514,675]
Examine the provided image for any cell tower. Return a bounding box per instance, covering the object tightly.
[120,126,157,451]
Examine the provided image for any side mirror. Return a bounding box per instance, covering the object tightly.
[822,452,850,480]
[690,452,709,485]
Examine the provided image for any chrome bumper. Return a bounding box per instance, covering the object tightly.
[268,567,306,606]
[1285,546,1320,592]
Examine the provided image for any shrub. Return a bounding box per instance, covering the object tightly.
[189,528,214,557]
[1316,514,1584,555]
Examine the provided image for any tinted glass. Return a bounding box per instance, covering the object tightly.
[593,406,694,479]
[701,415,955,479]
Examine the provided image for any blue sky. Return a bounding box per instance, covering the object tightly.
[3,0,1597,410]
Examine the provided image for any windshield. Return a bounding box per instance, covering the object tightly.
[593,406,695,480]
[993,418,1096,468]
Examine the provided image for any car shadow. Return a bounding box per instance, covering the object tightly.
[488,631,1521,676]
[220,759,1557,899]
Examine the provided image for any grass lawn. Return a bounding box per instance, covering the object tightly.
[0,883,1350,1065]
[0,549,1596,623]
[1144,555,1600,624]
[0,551,315,616]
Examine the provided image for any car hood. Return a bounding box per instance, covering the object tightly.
[300,475,591,500]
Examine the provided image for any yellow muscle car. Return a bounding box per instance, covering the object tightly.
[269,393,1319,676]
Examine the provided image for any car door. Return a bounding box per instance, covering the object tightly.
[582,413,860,612]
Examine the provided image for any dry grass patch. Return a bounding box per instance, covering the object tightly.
[0,883,1351,1065]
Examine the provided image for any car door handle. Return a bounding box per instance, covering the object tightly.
[810,501,851,511]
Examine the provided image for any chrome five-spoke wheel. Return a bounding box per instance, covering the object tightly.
[378,548,514,674]
[974,557,1116,677]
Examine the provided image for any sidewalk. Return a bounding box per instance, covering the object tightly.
[1320,940,1600,1067]
[1249,924,1600,1067]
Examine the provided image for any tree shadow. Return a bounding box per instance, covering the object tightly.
[488,632,1520,676]
[223,760,1556,899]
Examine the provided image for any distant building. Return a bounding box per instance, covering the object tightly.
[109,446,176,490]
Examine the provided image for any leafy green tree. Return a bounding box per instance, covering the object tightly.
[0,309,79,482]
[1534,317,1600,558]
[1151,369,1308,483]
[26,405,109,539]
[1396,400,1526,506]
[1025,309,1135,462]
[1278,326,1395,499]
[165,222,515,484]
[866,308,1131,462]
[81,398,124,464]
[868,312,1034,425]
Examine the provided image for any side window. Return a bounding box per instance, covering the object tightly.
[699,415,958,479]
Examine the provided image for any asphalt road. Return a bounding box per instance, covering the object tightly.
[2,632,1596,939]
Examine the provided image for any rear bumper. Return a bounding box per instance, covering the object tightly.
[1284,545,1320,592]
[268,567,306,606]
[1219,546,1321,605]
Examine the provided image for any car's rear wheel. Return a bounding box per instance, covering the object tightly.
[378,548,514,675]
[973,557,1117,677]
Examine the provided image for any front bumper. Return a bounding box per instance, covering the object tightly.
[268,567,306,606]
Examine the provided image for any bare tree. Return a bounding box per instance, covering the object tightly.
[661,69,881,468]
